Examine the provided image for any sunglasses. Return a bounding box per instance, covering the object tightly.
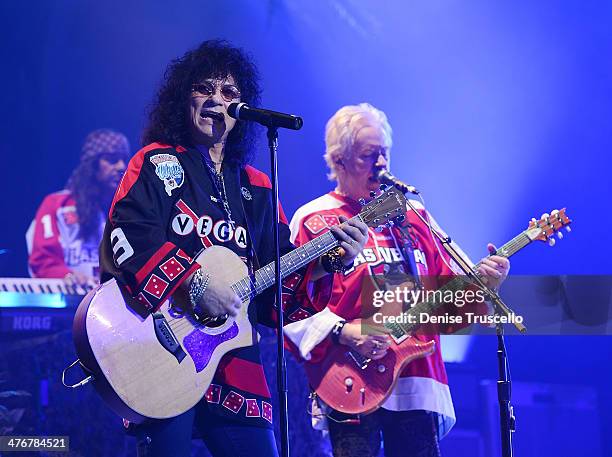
[191,81,241,102]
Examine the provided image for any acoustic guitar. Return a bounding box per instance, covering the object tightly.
[71,186,406,422]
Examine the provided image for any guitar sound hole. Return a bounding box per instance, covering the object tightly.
[202,316,228,328]
[191,311,228,329]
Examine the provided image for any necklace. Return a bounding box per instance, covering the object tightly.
[203,158,236,229]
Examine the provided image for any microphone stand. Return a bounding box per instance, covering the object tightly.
[267,126,290,457]
[402,195,523,457]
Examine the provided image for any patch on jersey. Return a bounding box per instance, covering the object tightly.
[413,249,427,266]
[245,399,261,417]
[262,401,273,423]
[283,272,303,291]
[205,384,222,404]
[288,307,311,321]
[234,226,248,249]
[172,214,194,235]
[222,391,245,414]
[413,248,429,275]
[150,154,184,196]
[304,214,327,234]
[322,215,340,226]
[241,186,252,201]
[143,274,169,299]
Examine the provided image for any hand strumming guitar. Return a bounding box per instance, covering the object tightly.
[178,267,242,318]
[195,273,242,318]
[338,319,391,361]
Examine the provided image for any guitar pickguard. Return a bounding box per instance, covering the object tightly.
[182,322,239,372]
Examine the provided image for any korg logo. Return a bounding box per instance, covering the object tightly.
[13,316,52,330]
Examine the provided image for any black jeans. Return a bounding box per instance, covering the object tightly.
[327,409,441,457]
[134,404,278,457]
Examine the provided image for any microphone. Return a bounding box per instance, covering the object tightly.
[227,102,303,130]
[376,169,420,195]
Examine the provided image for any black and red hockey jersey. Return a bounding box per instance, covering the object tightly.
[100,143,310,428]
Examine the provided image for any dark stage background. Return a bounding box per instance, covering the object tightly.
[1,1,611,456]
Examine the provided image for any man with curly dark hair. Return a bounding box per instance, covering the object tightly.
[99,39,368,456]
[27,129,130,288]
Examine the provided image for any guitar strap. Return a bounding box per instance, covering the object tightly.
[393,217,424,290]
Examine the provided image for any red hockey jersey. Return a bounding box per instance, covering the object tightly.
[286,191,489,437]
[26,190,103,279]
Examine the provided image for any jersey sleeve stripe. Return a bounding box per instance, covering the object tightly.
[135,241,176,285]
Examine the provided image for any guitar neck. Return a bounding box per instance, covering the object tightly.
[484,230,531,262]
[386,229,532,337]
[231,215,363,300]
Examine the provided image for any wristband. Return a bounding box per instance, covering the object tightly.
[321,247,351,274]
[331,319,346,344]
[188,268,210,308]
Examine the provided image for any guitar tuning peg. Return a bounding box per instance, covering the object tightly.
[370,191,376,198]
[548,238,556,247]
[566,226,572,233]
[374,226,384,233]
[387,221,395,228]
[358,198,366,206]
[396,215,405,222]
[373,218,380,225]
[557,232,564,240]
[379,184,388,191]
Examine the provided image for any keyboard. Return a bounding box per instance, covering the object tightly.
[0,277,89,337]
[0,277,90,296]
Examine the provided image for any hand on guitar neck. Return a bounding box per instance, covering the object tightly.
[310,216,370,282]
[337,319,392,361]
[475,243,511,291]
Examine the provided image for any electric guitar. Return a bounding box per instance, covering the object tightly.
[70,186,406,423]
[304,209,572,415]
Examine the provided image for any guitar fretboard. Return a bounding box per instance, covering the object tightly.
[230,215,364,301]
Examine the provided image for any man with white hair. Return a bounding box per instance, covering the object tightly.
[286,103,510,456]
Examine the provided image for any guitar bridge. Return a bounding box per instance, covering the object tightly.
[152,312,186,364]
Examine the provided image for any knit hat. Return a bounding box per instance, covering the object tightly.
[81,129,130,161]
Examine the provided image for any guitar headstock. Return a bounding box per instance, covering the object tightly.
[525,208,572,246]
[358,186,407,229]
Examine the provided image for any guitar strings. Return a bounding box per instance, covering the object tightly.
[165,235,339,333]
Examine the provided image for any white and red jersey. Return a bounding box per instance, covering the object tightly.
[26,190,103,279]
[285,191,488,437]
